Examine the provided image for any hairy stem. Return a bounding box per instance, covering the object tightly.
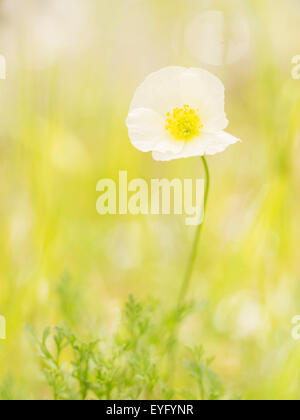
[177,156,210,308]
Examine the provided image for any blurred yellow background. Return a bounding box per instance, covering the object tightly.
[0,0,300,400]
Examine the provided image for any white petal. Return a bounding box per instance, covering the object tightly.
[129,67,187,116]
[152,131,241,161]
[126,107,184,153]
[179,68,228,131]
[129,67,228,131]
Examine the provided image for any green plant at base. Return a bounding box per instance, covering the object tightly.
[27,296,231,401]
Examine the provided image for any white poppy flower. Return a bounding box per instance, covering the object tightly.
[126,66,240,161]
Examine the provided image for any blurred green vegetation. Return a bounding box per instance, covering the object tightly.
[27,296,227,400]
[0,0,299,400]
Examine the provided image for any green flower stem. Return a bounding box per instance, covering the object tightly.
[177,156,210,308]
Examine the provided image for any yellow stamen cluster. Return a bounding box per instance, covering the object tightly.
[165,105,202,141]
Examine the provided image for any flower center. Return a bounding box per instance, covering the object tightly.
[165,105,202,141]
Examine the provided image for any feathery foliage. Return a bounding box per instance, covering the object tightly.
[28,296,228,400]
